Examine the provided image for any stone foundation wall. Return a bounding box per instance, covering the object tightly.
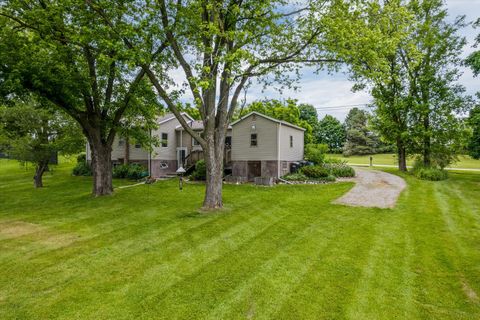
[150,160,177,177]
[231,160,294,181]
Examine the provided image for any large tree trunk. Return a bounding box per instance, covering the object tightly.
[397,140,407,172]
[202,129,226,210]
[423,116,431,167]
[89,138,113,196]
[33,160,48,188]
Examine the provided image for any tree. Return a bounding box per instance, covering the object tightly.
[299,103,319,130]
[325,0,469,169]
[343,108,378,156]
[0,97,83,187]
[403,0,469,167]
[0,2,163,196]
[466,19,480,159]
[89,0,337,209]
[467,103,480,159]
[316,115,346,152]
[239,99,314,143]
[324,0,414,170]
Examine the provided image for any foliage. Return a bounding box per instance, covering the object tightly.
[301,165,330,179]
[0,1,163,195]
[468,105,480,159]
[298,104,319,133]
[239,99,314,143]
[72,154,92,177]
[323,163,355,178]
[113,164,147,180]
[465,18,480,77]
[190,160,206,181]
[316,115,346,152]
[343,108,378,156]
[0,96,84,186]
[412,162,448,181]
[326,0,470,170]
[282,172,308,181]
[304,144,329,165]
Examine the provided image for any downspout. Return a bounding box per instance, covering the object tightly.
[277,123,281,179]
[148,129,152,177]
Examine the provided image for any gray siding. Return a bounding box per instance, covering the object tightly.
[278,124,304,161]
[231,114,278,161]
[150,114,190,161]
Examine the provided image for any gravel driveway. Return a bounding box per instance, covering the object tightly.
[334,167,406,209]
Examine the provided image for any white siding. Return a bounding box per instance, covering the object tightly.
[231,114,278,161]
[278,124,304,161]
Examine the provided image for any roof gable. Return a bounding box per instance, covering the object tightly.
[230,112,306,131]
[157,112,195,125]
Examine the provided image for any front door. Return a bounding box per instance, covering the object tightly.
[247,161,261,181]
[177,148,187,168]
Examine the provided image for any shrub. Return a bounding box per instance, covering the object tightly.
[324,163,355,178]
[127,164,147,180]
[301,165,329,178]
[304,144,328,165]
[323,175,337,182]
[72,153,92,176]
[412,164,448,181]
[113,163,147,180]
[113,164,129,179]
[283,173,308,181]
[190,160,206,181]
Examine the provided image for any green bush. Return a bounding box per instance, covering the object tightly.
[305,144,328,165]
[127,164,147,180]
[283,173,308,181]
[113,163,147,180]
[324,175,337,182]
[113,164,129,179]
[413,165,448,181]
[190,160,206,181]
[301,165,329,178]
[324,163,355,178]
[72,153,92,176]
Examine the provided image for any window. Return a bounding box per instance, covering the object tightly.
[290,135,293,148]
[118,139,125,147]
[135,143,141,149]
[250,133,257,147]
[225,136,232,147]
[192,137,200,146]
[161,133,168,147]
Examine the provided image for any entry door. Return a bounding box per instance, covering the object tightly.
[247,161,261,181]
[177,148,187,168]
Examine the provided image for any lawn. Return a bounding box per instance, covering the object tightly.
[328,153,480,169]
[1,159,480,319]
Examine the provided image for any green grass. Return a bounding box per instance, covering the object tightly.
[1,159,480,319]
[328,153,480,169]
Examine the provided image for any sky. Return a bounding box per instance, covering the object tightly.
[245,0,480,121]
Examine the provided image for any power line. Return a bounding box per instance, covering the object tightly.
[314,103,371,111]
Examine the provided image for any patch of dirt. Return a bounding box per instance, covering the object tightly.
[462,279,479,302]
[334,168,407,209]
[0,221,44,239]
[0,220,80,248]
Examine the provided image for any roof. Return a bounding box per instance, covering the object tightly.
[230,111,306,131]
[157,112,195,125]
[175,120,232,131]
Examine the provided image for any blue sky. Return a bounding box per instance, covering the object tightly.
[245,0,480,121]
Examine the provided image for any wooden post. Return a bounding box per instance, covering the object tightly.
[370,156,373,167]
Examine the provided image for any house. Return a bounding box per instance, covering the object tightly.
[230,112,305,180]
[86,111,304,180]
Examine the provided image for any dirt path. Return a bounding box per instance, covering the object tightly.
[334,167,406,209]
